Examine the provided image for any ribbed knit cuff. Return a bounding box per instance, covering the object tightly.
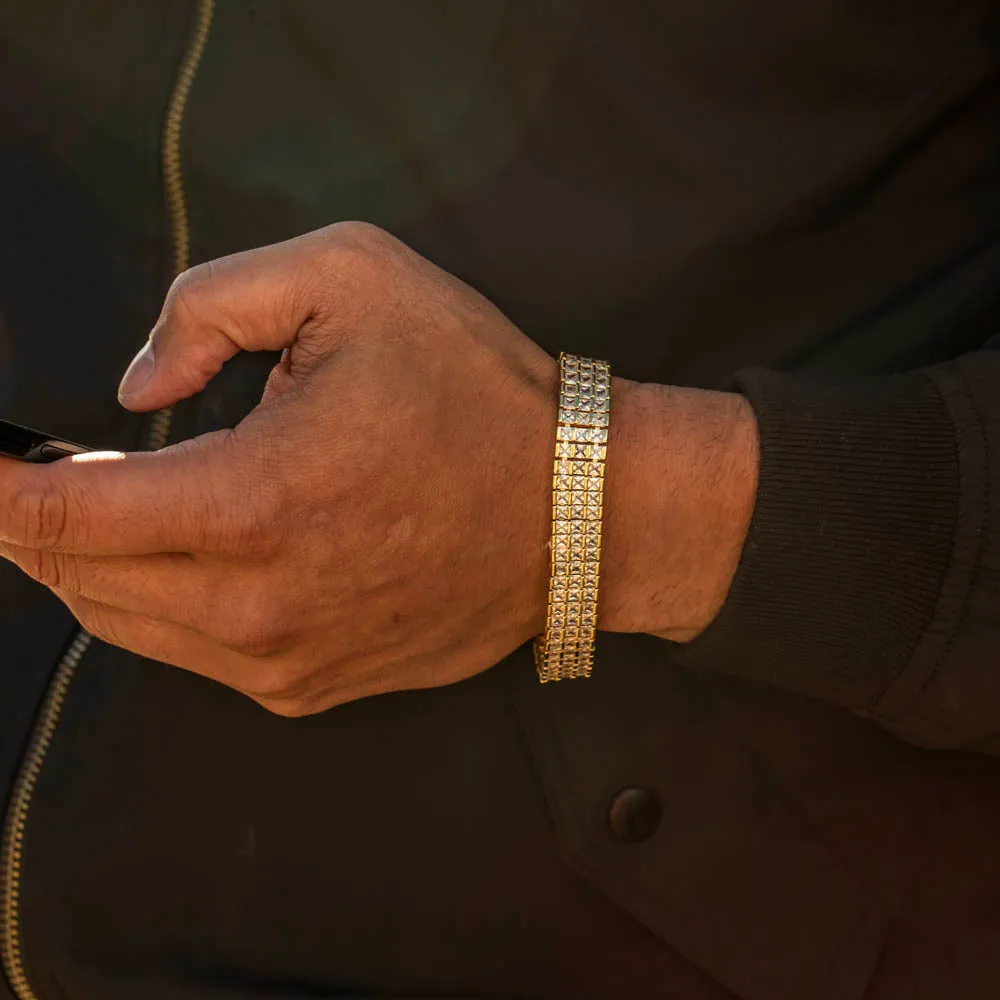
[671,367,960,710]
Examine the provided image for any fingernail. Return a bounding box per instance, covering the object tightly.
[118,341,155,403]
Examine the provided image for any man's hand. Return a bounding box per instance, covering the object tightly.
[0,222,757,715]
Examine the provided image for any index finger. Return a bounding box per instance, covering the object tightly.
[0,433,275,556]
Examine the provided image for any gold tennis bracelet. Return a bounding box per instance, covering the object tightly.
[533,352,611,682]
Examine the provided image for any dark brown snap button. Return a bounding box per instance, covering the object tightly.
[608,786,661,843]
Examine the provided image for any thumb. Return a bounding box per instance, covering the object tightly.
[118,237,323,411]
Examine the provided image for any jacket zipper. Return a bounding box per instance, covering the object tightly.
[0,2,215,995]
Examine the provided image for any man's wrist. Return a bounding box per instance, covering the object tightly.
[597,376,760,642]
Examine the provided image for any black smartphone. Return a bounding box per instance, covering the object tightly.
[0,418,94,463]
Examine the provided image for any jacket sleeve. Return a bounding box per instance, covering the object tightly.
[670,333,1000,753]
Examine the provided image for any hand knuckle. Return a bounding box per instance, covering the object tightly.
[161,262,223,335]
[232,631,279,658]
[322,222,397,281]
[10,484,71,548]
[216,617,263,655]
[247,659,302,699]
[253,695,310,718]
[220,596,285,658]
[330,220,387,246]
[168,262,212,304]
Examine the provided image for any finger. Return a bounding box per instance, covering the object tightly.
[52,587,279,703]
[116,222,374,412]
[0,541,219,631]
[0,437,281,557]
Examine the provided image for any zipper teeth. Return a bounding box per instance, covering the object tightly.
[0,2,214,996]
[153,0,215,453]
[0,634,91,1000]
